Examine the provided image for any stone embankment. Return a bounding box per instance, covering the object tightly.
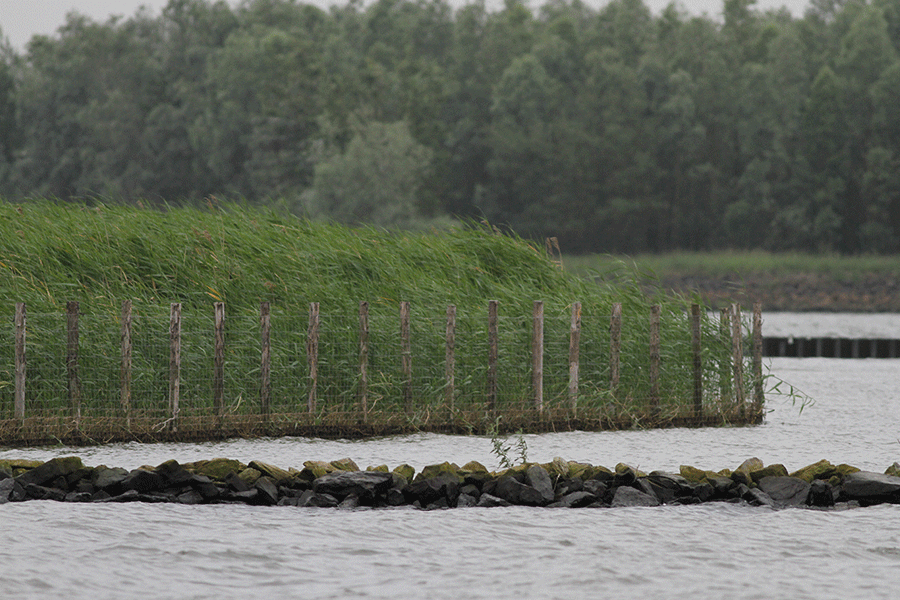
[2,456,900,510]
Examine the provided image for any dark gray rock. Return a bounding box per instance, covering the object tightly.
[495,475,549,506]
[122,469,166,494]
[225,472,251,492]
[708,476,736,497]
[155,460,195,487]
[15,457,84,487]
[176,490,206,505]
[91,467,129,493]
[64,491,92,502]
[459,484,481,499]
[555,478,583,497]
[403,472,460,506]
[386,488,406,506]
[548,491,598,508]
[254,476,280,506]
[806,480,835,507]
[644,472,693,504]
[456,492,478,507]
[228,489,259,504]
[524,465,555,505]
[24,483,66,501]
[583,479,607,497]
[475,493,512,507]
[297,490,339,507]
[611,486,660,507]
[0,477,18,503]
[842,471,900,506]
[758,476,811,507]
[742,487,774,507]
[338,494,361,509]
[694,482,714,502]
[313,471,394,504]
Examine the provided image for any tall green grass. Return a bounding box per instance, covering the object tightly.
[0,201,756,434]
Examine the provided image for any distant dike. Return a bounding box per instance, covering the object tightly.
[3,456,900,510]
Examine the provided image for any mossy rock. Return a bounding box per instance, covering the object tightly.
[679,465,720,484]
[187,458,245,481]
[329,458,360,472]
[392,464,416,483]
[717,468,732,478]
[0,459,43,471]
[885,462,900,478]
[566,461,591,479]
[790,460,838,483]
[615,463,646,478]
[249,460,294,483]
[835,464,861,479]
[750,464,788,483]
[237,467,262,485]
[416,462,462,482]
[301,461,336,480]
[736,457,764,474]
[367,465,389,472]
[461,460,488,473]
[543,457,570,479]
[582,464,615,481]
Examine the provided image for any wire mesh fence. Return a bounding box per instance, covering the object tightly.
[0,300,764,444]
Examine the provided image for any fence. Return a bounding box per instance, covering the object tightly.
[1,300,765,445]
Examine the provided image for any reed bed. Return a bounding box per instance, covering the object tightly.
[0,201,759,444]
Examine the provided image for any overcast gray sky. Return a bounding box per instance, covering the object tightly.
[2,0,810,52]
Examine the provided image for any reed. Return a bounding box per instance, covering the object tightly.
[0,200,758,439]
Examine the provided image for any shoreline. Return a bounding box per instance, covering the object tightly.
[3,455,900,510]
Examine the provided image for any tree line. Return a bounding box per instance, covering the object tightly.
[2,0,900,254]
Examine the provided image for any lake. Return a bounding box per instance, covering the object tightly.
[1,313,899,600]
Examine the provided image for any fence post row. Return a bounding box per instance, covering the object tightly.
[7,300,763,427]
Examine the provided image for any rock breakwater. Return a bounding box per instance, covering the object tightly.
[2,456,900,510]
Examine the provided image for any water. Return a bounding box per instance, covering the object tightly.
[2,313,900,600]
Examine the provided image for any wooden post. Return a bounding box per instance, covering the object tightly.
[120,300,132,428]
[532,301,544,413]
[752,303,764,418]
[720,307,732,405]
[260,302,271,418]
[169,303,182,433]
[569,301,581,412]
[14,302,25,422]
[359,301,369,421]
[66,301,81,424]
[649,305,661,418]
[610,303,622,396]
[487,300,499,412]
[731,303,745,418]
[691,304,703,421]
[213,302,225,424]
[400,301,412,410]
[445,305,456,412]
[306,302,319,414]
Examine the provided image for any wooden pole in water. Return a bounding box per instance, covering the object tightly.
[691,304,702,421]
[532,300,544,413]
[487,300,499,412]
[120,300,132,429]
[66,301,81,424]
[14,302,25,423]
[400,301,412,411]
[169,302,182,433]
[259,302,271,418]
[731,303,745,418]
[307,302,319,414]
[445,305,456,414]
[649,305,661,419]
[610,303,622,397]
[752,303,764,419]
[359,301,369,422]
[569,301,581,412]
[720,307,731,405]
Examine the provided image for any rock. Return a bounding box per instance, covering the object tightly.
[392,464,416,483]
[736,457,765,474]
[254,477,280,506]
[742,487,774,507]
[693,482,714,502]
[583,480,607,498]
[404,472,460,506]
[297,490,339,508]
[679,465,714,484]
[155,460,195,487]
[790,459,838,483]
[555,478,584,497]
[122,469,165,494]
[338,495,360,509]
[329,458,360,472]
[367,465,389,472]
[249,461,294,483]
[64,491,92,503]
[708,476,736,497]
[806,480,835,507]
[91,466,129,493]
[842,471,900,506]
[456,492,478,507]
[645,472,694,504]
[494,475,549,506]
[749,464,789,484]
[611,486,660,508]
[225,472,251,492]
[301,461,336,480]
[548,491,598,508]
[177,490,206,505]
[416,462,461,481]
[886,463,900,478]
[15,456,85,487]
[757,476,811,507]
[614,463,643,485]
[476,493,512,507]
[524,465,555,505]
[1,478,19,503]
[545,457,570,479]
[313,471,394,504]
[187,458,245,481]
[237,467,262,486]
[461,461,488,473]
[24,483,66,501]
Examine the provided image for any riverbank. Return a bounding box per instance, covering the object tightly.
[3,455,899,510]
[567,252,900,312]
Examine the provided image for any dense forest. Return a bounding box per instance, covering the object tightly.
[1,0,900,254]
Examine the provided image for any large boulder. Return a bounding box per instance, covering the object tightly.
[15,456,84,487]
[494,475,550,506]
[524,465,555,505]
[404,472,461,507]
[806,480,835,507]
[790,460,838,483]
[645,472,694,504]
[757,476,811,507]
[313,471,394,505]
[249,461,295,484]
[842,471,900,506]
[611,486,660,508]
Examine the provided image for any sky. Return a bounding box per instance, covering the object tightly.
[1,0,811,53]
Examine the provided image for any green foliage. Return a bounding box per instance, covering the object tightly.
[488,420,529,469]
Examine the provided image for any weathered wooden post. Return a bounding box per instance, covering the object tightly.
[259,302,271,418]
[66,301,81,424]
[691,304,703,421]
[14,302,25,423]
[649,305,661,420]
[487,300,499,412]
[120,300,133,429]
[532,301,544,413]
[731,303,745,418]
[359,301,369,422]
[445,305,456,413]
[213,302,225,425]
[400,301,412,410]
[719,307,732,405]
[307,302,319,414]
[569,301,581,412]
[610,303,622,397]
[752,303,764,420]
[169,303,182,433]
